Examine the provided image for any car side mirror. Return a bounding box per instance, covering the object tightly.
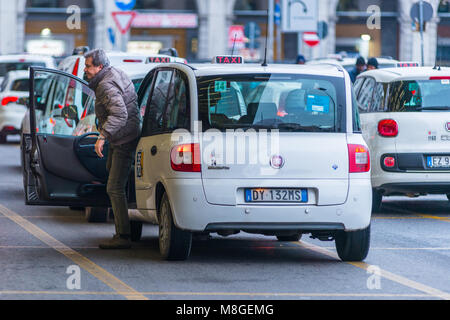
[61,105,79,124]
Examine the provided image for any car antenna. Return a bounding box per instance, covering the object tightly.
[262,9,269,67]
[231,33,237,56]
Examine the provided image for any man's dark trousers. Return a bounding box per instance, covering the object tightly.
[105,139,137,238]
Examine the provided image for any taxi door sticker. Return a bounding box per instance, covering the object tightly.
[306,94,330,113]
[215,81,228,93]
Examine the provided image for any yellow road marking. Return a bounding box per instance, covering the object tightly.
[382,205,450,222]
[371,217,424,220]
[0,204,148,301]
[0,290,433,298]
[294,241,450,300]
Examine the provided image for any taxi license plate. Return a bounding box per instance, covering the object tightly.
[427,156,450,168]
[245,188,308,203]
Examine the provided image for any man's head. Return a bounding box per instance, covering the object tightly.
[367,57,379,70]
[356,56,366,73]
[84,49,110,80]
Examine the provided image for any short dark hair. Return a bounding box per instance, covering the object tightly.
[367,57,379,68]
[356,56,366,66]
[84,49,110,68]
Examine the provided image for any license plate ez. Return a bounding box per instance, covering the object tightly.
[427,156,450,168]
[245,188,308,203]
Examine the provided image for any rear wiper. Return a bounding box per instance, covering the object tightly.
[414,106,450,111]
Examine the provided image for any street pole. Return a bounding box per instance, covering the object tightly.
[420,0,425,66]
[268,0,274,63]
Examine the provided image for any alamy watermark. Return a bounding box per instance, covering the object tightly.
[66,5,81,30]
[366,265,382,290]
[66,265,81,290]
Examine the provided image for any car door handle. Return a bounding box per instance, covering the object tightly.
[151,146,157,156]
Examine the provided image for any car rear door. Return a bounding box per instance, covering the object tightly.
[23,67,110,207]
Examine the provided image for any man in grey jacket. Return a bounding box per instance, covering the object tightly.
[84,49,141,249]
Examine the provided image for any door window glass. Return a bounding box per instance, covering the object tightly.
[164,70,190,131]
[142,70,173,136]
[357,77,375,113]
[34,70,95,136]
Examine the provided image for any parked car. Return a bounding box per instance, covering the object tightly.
[0,71,34,143]
[0,54,56,85]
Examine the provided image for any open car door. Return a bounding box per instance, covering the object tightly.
[23,67,110,207]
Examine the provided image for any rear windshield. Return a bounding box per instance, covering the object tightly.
[387,80,450,112]
[0,62,46,77]
[197,74,346,132]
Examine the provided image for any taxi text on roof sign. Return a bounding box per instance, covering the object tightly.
[147,56,171,63]
[213,56,244,64]
[397,62,419,67]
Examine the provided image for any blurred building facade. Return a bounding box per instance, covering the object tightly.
[0,0,449,65]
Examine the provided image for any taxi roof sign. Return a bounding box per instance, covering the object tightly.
[147,56,172,63]
[397,62,419,67]
[213,55,244,64]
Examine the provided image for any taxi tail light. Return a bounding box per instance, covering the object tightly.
[171,143,201,172]
[1,96,19,106]
[72,58,80,76]
[378,119,398,137]
[348,144,370,173]
[123,59,143,63]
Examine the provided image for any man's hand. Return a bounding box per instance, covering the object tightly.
[95,137,105,158]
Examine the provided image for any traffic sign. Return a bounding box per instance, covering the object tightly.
[410,1,433,22]
[281,0,318,33]
[228,25,245,49]
[303,32,320,47]
[112,11,137,35]
[317,21,328,39]
[115,0,136,11]
[274,1,281,26]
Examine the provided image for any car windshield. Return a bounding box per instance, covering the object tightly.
[0,62,46,77]
[387,79,450,112]
[197,74,345,132]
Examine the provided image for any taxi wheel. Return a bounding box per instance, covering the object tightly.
[130,220,143,242]
[335,225,370,262]
[372,189,382,213]
[158,193,192,261]
[85,207,108,223]
[276,234,302,242]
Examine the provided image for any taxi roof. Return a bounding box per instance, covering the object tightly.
[357,66,450,83]
[188,63,345,78]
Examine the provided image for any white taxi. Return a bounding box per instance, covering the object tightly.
[22,57,372,262]
[355,66,450,211]
[133,56,372,261]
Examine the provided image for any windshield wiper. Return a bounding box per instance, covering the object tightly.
[414,106,450,111]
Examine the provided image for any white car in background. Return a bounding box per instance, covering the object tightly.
[0,54,56,85]
[0,71,34,143]
[354,66,450,211]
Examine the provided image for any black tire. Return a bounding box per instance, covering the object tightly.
[85,207,108,223]
[276,234,302,242]
[158,193,192,261]
[335,225,371,262]
[0,135,6,144]
[446,194,450,201]
[130,220,143,242]
[372,189,382,213]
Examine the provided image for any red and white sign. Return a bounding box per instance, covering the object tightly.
[303,32,320,47]
[112,11,137,34]
[132,13,198,29]
[228,25,245,49]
